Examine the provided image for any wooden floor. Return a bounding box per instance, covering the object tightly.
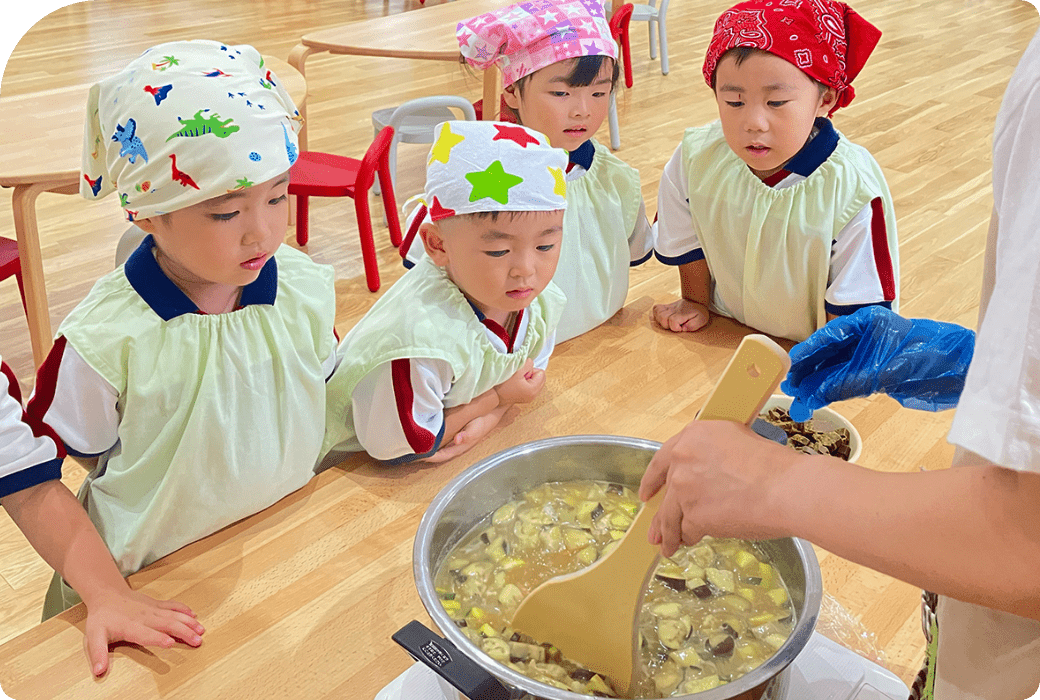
[0,0,1037,689]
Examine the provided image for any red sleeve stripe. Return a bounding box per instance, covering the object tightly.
[6,354,66,458]
[26,335,66,426]
[390,358,438,455]
[870,197,896,302]
[1,361,23,405]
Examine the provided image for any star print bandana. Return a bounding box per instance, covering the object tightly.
[423,121,568,221]
[81,39,302,222]
[457,0,617,87]
[703,0,881,115]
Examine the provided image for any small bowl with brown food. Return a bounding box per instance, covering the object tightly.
[759,396,861,463]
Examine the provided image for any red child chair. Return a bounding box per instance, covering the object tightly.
[288,126,402,292]
[0,237,28,316]
[610,3,635,90]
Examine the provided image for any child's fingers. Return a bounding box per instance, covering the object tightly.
[83,627,111,677]
[156,598,198,619]
[156,617,204,647]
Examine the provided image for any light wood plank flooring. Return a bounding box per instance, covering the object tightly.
[0,0,1037,687]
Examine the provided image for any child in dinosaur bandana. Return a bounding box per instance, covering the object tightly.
[322,120,567,465]
[652,0,900,343]
[401,0,653,343]
[25,41,337,669]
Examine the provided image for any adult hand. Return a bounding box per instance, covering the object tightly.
[781,306,975,421]
[495,359,546,405]
[83,586,204,676]
[652,298,710,333]
[639,421,802,557]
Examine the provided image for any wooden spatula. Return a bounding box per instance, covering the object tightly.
[509,334,791,697]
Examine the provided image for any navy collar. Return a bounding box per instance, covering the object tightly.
[125,234,278,321]
[783,117,839,178]
[569,140,595,171]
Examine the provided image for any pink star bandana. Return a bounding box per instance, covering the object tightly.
[81,39,302,221]
[457,0,618,87]
[423,121,568,221]
[703,0,881,115]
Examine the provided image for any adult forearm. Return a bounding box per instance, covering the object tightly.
[2,481,128,606]
[775,456,1040,620]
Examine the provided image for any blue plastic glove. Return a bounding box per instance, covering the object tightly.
[780,306,975,421]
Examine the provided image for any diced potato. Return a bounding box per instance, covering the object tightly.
[486,536,508,562]
[620,502,638,516]
[683,563,706,581]
[669,646,704,668]
[482,637,510,662]
[498,583,523,607]
[764,633,788,650]
[441,599,461,617]
[478,623,499,638]
[737,586,757,603]
[577,545,599,566]
[466,606,487,625]
[610,513,633,529]
[491,502,518,525]
[767,587,788,606]
[721,594,751,612]
[706,567,736,592]
[651,602,682,618]
[691,544,715,567]
[652,661,683,695]
[499,556,525,570]
[539,525,564,551]
[563,528,595,550]
[608,529,626,540]
[758,561,776,587]
[681,674,722,693]
[585,674,614,696]
[734,549,759,570]
[658,619,690,649]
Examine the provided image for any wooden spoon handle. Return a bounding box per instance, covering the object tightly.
[634,333,791,529]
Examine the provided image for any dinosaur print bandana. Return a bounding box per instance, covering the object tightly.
[422,121,568,221]
[81,39,302,221]
[457,0,617,87]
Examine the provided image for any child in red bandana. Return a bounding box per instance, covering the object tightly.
[652,0,900,343]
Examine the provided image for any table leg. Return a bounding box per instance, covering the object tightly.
[287,43,319,152]
[481,66,502,121]
[11,182,63,367]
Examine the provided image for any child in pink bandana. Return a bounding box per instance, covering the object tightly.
[652,0,901,343]
[403,0,653,343]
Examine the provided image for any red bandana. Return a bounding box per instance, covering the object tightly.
[702,0,881,115]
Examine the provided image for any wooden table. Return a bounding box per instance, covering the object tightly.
[0,299,941,698]
[0,56,306,368]
[288,0,515,150]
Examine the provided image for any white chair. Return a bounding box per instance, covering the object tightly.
[371,96,477,193]
[608,92,621,151]
[115,225,147,267]
[631,0,670,75]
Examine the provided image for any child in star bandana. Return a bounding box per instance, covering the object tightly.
[26,41,337,642]
[401,0,653,343]
[652,0,900,342]
[322,121,567,465]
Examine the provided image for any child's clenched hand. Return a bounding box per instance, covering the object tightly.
[83,587,204,676]
[652,298,710,333]
[495,359,546,405]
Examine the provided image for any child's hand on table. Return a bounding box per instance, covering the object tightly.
[495,359,546,405]
[83,586,204,676]
[652,298,710,333]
